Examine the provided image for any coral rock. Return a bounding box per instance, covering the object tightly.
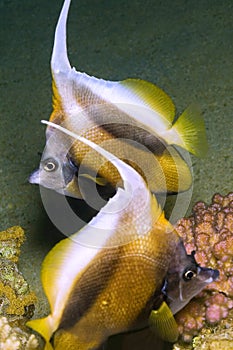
[174,192,233,344]
[0,226,37,319]
[0,316,39,350]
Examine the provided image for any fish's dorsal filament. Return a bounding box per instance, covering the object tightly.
[51,0,71,74]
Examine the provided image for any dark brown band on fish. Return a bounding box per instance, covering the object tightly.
[73,83,166,153]
[58,246,164,333]
[59,247,121,330]
[101,123,166,155]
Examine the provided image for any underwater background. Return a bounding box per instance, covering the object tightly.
[0,0,232,349]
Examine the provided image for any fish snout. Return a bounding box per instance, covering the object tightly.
[28,169,40,184]
[200,267,219,283]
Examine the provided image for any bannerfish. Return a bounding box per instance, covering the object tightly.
[27,121,218,350]
[29,0,208,199]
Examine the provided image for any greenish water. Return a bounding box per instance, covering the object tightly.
[0,0,232,349]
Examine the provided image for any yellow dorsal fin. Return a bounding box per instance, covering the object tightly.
[149,301,179,343]
[27,317,54,350]
[64,176,83,199]
[120,78,176,123]
[172,104,208,157]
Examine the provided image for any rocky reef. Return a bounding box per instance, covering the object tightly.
[0,226,40,349]
[173,192,233,347]
[173,309,233,350]
[0,226,25,263]
[0,316,39,350]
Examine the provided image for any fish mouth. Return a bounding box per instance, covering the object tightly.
[207,268,219,283]
[28,169,40,184]
[200,266,219,283]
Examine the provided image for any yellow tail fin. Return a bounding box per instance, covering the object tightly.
[173,105,208,157]
[26,316,54,350]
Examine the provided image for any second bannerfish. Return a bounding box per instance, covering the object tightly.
[27,121,218,350]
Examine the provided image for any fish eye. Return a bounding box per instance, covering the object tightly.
[43,158,58,172]
[183,269,197,281]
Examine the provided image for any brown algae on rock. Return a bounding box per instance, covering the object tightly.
[0,226,40,348]
[0,226,37,318]
[0,259,37,317]
[0,226,25,263]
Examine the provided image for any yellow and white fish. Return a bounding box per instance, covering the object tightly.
[27,121,217,350]
[29,0,208,199]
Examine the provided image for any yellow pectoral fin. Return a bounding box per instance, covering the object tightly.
[149,302,179,343]
[80,173,108,186]
[26,316,54,350]
[172,104,208,157]
[157,146,192,193]
[64,177,83,199]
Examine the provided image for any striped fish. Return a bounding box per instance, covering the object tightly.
[29,0,208,199]
[27,121,217,350]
